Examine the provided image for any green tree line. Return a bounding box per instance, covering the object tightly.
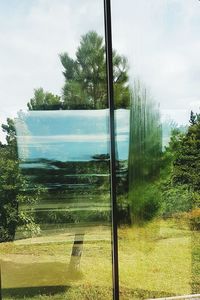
[1,30,199,243]
[0,31,130,242]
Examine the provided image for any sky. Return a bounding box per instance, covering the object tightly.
[112,0,200,122]
[0,0,200,142]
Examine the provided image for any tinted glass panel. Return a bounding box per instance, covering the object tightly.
[112,0,200,299]
[0,1,113,299]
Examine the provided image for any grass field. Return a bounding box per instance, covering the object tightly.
[0,218,199,300]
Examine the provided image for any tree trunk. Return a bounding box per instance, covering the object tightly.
[69,233,85,273]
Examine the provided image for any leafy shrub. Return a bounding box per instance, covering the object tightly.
[160,184,193,217]
[129,182,161,223]
[189,208,200,230]
[171,208,200,231]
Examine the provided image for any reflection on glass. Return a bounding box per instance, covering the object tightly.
[0,1,114,299]
[1,108,114,298]
[128,81,162,224]
[112,0,200,299]
[13,108,112,281]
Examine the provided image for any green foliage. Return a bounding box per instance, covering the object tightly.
[129,183,161,223]
[21,159,110,227]
[2,118,18,159]
[173,111,200,192]
[0,119,42,242]
[160,111,200,224]
[0,119,19,241]
[0,146,19,241]
[160,184,193,217]
[27,88,62,110]
[25,31,130,112]
[128,81,162,223]
[60,31,130,109]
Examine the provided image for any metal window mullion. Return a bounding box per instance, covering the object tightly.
[104,1,119,300]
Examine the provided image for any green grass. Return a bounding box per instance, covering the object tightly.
[0,219,199,299]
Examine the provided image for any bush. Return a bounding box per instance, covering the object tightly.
[129,182,161,223]
[171,209,200,231]
[160,184,193,217]
[189,208,200,231]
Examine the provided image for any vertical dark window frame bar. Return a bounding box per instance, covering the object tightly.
[104,1,119,300]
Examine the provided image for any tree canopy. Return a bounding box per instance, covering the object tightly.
[159,111,200,219]
[60,31,130,109]
[1,28,200,242]
[173,111,200,193]
[0,119,42,241]
[27,88,62,111]
[26,31,130,111]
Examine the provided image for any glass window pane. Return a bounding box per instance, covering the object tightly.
[0,1,113,299]
[112,0,200,299]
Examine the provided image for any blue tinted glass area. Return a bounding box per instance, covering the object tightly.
[15,110,129,162]
[14,110,112,234]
